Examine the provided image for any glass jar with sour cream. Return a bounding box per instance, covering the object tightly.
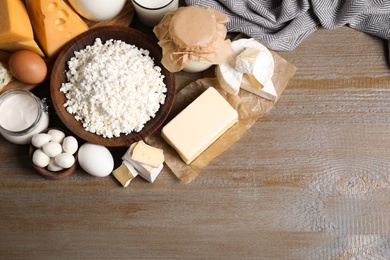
[0,89,49,145]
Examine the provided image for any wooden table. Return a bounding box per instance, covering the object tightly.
[2,21,390,259]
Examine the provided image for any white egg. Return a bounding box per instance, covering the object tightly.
[78,143,114,177]
[32,149,50,168]
[47,129,65,143]
[47,158,64,172]
[55,153,75,169]
[62,136,78,155]
[42,142,63,158]
[31,133,51,148]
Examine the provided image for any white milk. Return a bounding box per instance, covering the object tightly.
[0,89,49,145]
[131,0,178,27]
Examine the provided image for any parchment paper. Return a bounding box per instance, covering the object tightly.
[146,51,297,183]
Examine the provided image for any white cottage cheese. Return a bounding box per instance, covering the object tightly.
[60,38,167,138]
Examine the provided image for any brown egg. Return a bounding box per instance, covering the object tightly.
[8,50,47,84]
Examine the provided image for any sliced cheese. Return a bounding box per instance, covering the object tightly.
[0,0,33,43]
[112,161,138,187]
[0,0,44,56]
[122,142,164,183]
[161,87,238,164]
[131,140,164,168]
[216,38,276,101]
[241,75,277,101]
[25,0,89,57]
[235,47,260,74]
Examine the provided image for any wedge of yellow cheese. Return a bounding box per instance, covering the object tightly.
[25,0,89,57]
[162,87,238,164]
[0,0,44,56]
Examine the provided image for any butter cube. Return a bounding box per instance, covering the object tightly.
[161,87,238,164]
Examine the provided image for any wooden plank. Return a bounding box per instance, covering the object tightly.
[1,23,390,259]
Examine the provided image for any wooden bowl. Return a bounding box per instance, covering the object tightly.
[29,128,78,180]
[50,26,175,147]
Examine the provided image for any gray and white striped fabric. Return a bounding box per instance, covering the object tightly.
[185,0,390,53]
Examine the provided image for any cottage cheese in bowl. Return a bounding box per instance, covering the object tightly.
[60,38,167,138]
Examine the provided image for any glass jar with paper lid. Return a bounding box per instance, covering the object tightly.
[153,6,234,73]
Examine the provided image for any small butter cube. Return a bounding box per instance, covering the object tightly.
[161,87,238,164]
[112,161,138,187]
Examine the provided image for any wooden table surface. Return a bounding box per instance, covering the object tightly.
[2,20,390,259]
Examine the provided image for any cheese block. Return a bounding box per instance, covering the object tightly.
[131,140,164,168]
[242,75,277,101]
[112,161,138,187]
[161,87,238,164]
[215,61,242,95]
[216,38,276,101]
[122,142,164,183]
[235,47,260,75]
[0,62,13,92]
[0,0,44,56]
[25,0,89,57]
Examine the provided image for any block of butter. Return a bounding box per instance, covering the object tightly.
[161,87,238,164]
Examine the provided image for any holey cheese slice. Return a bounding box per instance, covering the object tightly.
[161,87,238,164]
[215,38,276,101]
[25,0,89,57]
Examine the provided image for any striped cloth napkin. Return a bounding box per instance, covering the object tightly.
[185,0,390,61]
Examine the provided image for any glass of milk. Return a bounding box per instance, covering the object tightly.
[0,89,49,145]
[131,0,179,27]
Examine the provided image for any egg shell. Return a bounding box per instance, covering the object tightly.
[47,158,65,172]
[47,129,66,143]
[31,133,52,148]
[55,153,75,169]
[8,50,47,84]
[78,143,114,177]
[62,136,78,155]
[32,149,50,168]
[42,141,63,158]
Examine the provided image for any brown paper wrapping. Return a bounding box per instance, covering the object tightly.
[153,6,233,72]
[146,51,297,184]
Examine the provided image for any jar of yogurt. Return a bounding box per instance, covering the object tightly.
[0,89,49,145]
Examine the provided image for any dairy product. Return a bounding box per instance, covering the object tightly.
[235,47,261,75]
[131,140,164,168]
[0,89,49,145]
[161,87,238,164]
[122,141,165,183]
[68,0,126,21]
[215,62,242,95]
[112,161,138,187]
[0,0,44,56]
[216,38,276,101]
[60,38,167,138]
[131,0,179,27]
[25,0,89,57]
[0,62,12,92]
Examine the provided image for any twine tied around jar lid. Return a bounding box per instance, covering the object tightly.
[153,6,234,72]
